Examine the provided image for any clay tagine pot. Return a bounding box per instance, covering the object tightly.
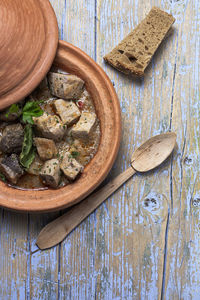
[0,1,121,212]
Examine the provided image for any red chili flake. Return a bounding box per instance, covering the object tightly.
[77,100,84,109]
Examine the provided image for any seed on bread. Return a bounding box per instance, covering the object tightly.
[104,7,175,77]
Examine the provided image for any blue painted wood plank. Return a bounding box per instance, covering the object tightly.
[0,211,28,299]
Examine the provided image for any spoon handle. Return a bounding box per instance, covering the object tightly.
[37,166,136,250]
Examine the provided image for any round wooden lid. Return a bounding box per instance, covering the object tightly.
[0,0,58,110]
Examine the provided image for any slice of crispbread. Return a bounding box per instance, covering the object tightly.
[103,7,175,77]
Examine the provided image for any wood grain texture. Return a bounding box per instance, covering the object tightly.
[164,0,200,299]
[96,0,176,298]
[0,211,28,299]
[1,0,200,299]
[29,212,59,299]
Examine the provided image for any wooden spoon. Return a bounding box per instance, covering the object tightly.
[37,132,176,250]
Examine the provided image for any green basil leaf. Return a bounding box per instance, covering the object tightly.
[0,172,6,182]
[71,151,80,158]
[22,113,34,125]
[20,147,35,169]
[22,101,43,124]
[5,104,21,118]
[20,124,35,169]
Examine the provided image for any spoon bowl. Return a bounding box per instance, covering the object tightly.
[131,132,176,172]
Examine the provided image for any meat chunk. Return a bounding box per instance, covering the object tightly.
[60,152,83,180]
[34,137,57,161]
[33,113,66,142]
[39,159,60,188]
[54,99,81,126]
[27,155,43,175]
[0,154,24,184]
[71,112,96,140]
[48,72,84,100]
[0,124,24,154]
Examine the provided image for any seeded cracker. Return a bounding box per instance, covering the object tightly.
[104,7,175,77]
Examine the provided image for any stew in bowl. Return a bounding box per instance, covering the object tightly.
[0,71,101,190]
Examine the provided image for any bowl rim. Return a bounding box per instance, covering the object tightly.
[0,0,58,110]
[0,40,121,213]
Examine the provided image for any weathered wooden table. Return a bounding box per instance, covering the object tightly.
[0,0,199,299]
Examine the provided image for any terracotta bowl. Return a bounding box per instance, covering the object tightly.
[0,41,121,213]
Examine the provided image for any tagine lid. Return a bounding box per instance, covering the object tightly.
[0,0,58,110]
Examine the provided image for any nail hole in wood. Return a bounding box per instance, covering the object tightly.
[144,198,157,208]
[192,198,200,207]
[184,156,192,166]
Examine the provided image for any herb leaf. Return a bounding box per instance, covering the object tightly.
[71,151,80,158]
[0,172,6,182]
[22,101,43,124]
[20,124,35,169]
[5,104,21,118]
[5,100,43,123]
